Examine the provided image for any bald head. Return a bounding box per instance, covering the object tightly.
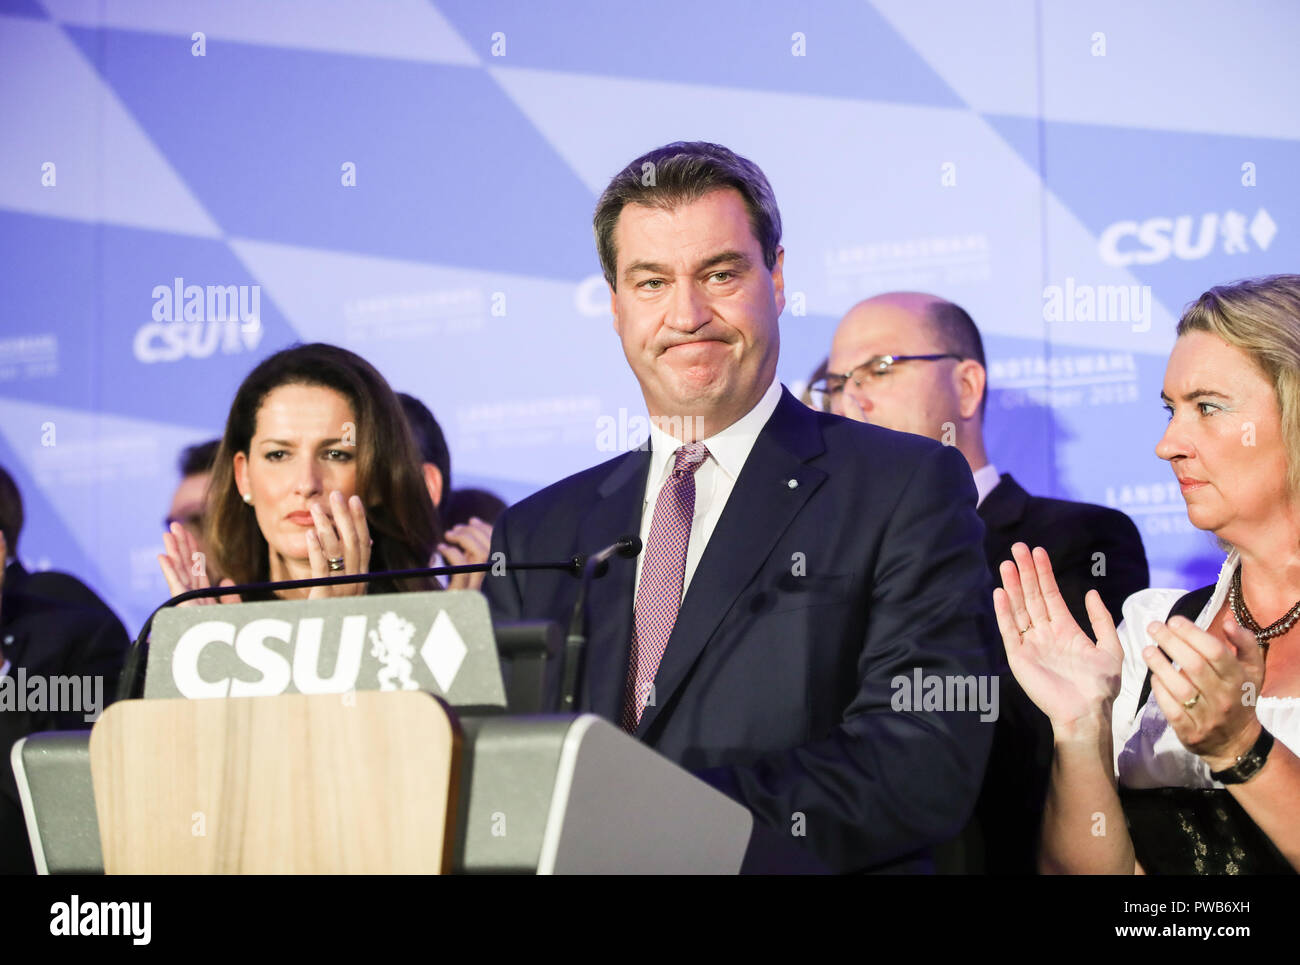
[827,292,989,467]
[832,293,984,381]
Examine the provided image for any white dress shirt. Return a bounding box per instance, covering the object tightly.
[633,377,783,600]
[1112,548,1300,788]
[971,461,1000,508]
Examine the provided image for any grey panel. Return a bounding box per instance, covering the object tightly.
[541,716,752,874]
[14,731,103,875]
[454,715,570,873]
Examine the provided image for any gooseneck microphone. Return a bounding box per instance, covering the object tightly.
[561,535,643,712]
[116,556,586,701]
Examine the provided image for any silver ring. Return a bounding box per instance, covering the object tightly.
[1018,624,1031,635]
[327,556,345,572]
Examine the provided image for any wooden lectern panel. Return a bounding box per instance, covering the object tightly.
[90,692,460,874]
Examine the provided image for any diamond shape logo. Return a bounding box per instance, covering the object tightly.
[1250,208,1277,250]
[420,610,468,694]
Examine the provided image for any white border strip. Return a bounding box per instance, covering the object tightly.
[534,713,598,876]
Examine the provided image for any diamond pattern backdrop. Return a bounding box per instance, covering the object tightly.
[1,0,1296,632]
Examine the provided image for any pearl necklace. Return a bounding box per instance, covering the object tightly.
[1228,564,1300,653]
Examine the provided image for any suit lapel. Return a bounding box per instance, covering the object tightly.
[635,389,826,738]
[977,473,1030,534]
[578,449,650,721]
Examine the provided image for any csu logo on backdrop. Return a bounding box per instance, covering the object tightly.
[133,277,263,363]
[1098,208,1276,267]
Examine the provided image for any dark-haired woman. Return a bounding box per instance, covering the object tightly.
[158,343,439,600]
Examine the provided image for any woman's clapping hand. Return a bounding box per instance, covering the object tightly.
[157,522,240,605]
[1141,613,1266,771]
[993,542,1125,732]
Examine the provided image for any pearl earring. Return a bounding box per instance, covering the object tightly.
[242,492,253,505]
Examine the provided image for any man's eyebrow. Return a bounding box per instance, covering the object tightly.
[622,260,672,280]
[1159,389,1231,402]
[621,251,753,281]
[696,251,752,273]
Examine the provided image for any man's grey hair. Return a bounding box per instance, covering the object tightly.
[593,141,782,289]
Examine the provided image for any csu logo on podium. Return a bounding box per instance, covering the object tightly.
[147,592,503,706]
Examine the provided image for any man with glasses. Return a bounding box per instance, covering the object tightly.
[820,291,1149,872]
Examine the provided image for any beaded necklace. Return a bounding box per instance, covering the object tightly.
[1228,563,1300,654]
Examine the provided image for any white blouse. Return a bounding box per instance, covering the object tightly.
[1112,549,1300,789]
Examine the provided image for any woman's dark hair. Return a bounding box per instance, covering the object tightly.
[206,343,439,593]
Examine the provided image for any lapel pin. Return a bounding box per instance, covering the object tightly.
[787,478,799,490]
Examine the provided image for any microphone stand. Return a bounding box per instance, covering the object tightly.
[560,536,642,713]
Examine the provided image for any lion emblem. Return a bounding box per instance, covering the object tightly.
[370,611,419,691]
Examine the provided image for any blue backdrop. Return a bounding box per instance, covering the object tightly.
[1,0,1297,633]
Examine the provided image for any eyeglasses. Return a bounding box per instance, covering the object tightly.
[807,353,964,411]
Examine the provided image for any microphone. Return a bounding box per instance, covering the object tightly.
[560,535,643,713]
[116,556,586,701]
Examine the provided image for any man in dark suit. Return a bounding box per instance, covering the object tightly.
[484,143,999,873]
[822,292,1149,873]
[0,467,129,873]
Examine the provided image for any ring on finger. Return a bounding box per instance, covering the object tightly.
[327,556,345,572]
[1182,693,1201,710]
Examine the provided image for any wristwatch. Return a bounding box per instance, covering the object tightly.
[1210,727,1275,784]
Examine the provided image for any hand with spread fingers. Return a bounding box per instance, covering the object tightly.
[993,541,1125,730]
[157,521,241,605]
[302,490,372,599]
[440,517,493,591]
[1142,613,1266,772]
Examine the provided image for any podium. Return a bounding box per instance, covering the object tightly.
[17,591,753,874]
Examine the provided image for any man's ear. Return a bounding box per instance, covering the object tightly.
[609,283,620,336]
[771,246,786,315]
[956,360,986,421]
[421,463,444,509]
[232,451,249,501]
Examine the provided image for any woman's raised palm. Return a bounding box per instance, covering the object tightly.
[993,543,1124,728]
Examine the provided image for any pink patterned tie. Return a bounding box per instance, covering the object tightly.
[621,442,710,732]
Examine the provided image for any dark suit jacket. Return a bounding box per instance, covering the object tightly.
[967,473,1149,874]
[484,388,1000,873]
[0,561,130,873]
[980,473,1149,631]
